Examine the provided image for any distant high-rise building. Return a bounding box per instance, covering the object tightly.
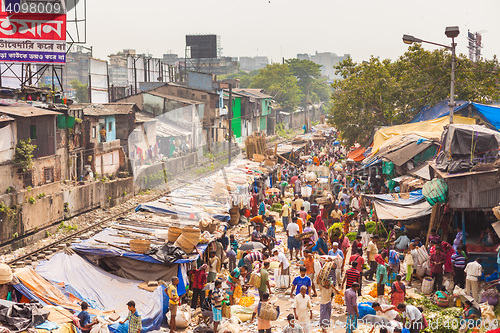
[239,56,269,71]
[108,49,136,86]
[162,53,181,65]
[297,52,350,81]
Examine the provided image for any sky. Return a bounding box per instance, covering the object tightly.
[80,0,500,63]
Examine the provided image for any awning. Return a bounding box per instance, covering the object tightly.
[347,147,366,162]
[362,189,424,205]
[374,200,433,220]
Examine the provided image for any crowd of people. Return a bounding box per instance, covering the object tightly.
[120,140,496,333]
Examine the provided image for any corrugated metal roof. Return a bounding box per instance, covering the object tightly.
[146,92,201,105]
[0,115,14,122]
[72,103,137,116]
[0,106,61,117]
[233,88,272,99]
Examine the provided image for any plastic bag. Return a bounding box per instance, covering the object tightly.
[166,305,191,328]
[421,277,434,295]
[358,302,376,319]
[276,275,290,289]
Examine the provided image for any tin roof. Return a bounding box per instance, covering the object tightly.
[0,106,61,117]
[72,103,137,116]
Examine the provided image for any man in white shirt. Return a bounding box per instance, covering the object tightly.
[292,286,312,333]
[397,303,423,333]
[371,302,400,321]
[287,217,301,261]
[351,194,360,212]
[464,258,483,302]
[302,199,310,214]
[273,248,290,284]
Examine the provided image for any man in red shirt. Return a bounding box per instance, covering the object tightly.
[429,246,446,293]
[349,248,365,295]
[343,261,361,291]
[190,264,207,309]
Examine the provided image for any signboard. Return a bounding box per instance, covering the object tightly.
[0,0,66,64]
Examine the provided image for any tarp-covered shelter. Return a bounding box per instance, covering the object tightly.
[370,115,476,157]
[347,146,367,162]
[362,190,433,220]
[436,124,500,174]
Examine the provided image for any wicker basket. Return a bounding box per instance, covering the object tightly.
[493,206,500,221]
[229,206,240,226]
[317,261,335,286]
[295,231,315,240]
[129,239,151,254]
[174,227,201,254]
[199,219,217,233]
[168,227,182,243]
[0,264,12,284]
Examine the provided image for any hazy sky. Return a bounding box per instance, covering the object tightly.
[82,0,500,63]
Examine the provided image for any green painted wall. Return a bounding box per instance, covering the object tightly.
[260,115,267,130]
[261,98,271,116]
[231,96,242,138]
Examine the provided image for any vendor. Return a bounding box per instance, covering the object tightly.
[0,264,16,302]
[250,214,266,233]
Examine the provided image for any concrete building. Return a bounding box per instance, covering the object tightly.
[297,52,350,81]
[239,56,269,71]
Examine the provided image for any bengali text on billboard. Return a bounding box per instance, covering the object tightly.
[0,12,66,64]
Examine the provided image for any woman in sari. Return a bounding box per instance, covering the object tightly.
[460,300,481,332]
[226,267,241,305]
[388,274,405,306]
[314,214,327,233]
[441,241,455,275]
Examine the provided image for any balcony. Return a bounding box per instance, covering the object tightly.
[97,139,120,153]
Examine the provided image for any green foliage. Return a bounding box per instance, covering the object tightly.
[5,186,13,194]
[346,232,357,241]
[330,45,500,145]
[15,139,36,172]
[286,59,330,106]
[365,221,377,234]
[123,191,127,196]
[100,176,108,183]
[27,196,36,204]
[57,221,77,233]
[275,123,295,139]
[69,79,89,103]
[250,63,302,111]
[63,202,69,212]
[0,201,16,219]
[137,189,151,195]
[269,203,283,213]
[45,231,51,237]
[37,193,45,199]
[12,232,18,238]
[218,70,259,88]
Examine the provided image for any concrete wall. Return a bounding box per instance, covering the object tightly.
[96,150,120,176]
[0,177,134,247]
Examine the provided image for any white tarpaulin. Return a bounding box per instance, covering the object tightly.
[374,200,432,221]
[0,124,14,153]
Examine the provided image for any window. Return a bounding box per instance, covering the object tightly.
[92,127,96,138]
[23,172,32,188]
[108,122,112,131]
[201,95,206,100]
[30,125,36,139]
[44,167,54,183]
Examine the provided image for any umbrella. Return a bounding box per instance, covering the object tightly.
[239,241,266,251]
[266,188,281,194]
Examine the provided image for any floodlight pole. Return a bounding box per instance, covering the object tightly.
[449,38,456,124]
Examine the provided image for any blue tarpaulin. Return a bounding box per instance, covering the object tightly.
[35,253,169,333]
[455,102,500,131]
[72,227,208,264]
[362,189,424,205]
[410,100,467,123]
[411,100,500,131]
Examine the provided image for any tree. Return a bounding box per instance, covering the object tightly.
[250,63,302,111]
[70,79,89,103]
[330,45,500,145]
[286,59,330,105]
[218,70,259,88]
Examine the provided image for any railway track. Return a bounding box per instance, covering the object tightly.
[6,166,224,267]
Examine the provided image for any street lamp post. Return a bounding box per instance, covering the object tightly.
[402,26,460,124]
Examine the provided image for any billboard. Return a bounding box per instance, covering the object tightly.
[186,35,217,59]
[0,0,67,64]
[89,58,109,103]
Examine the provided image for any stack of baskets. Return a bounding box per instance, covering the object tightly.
[317,261,335,286]
[174,227,201,254]
[0,264,12,284]
[199,219,217,233]
[129,239,151,254]
[167,226,182,243]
